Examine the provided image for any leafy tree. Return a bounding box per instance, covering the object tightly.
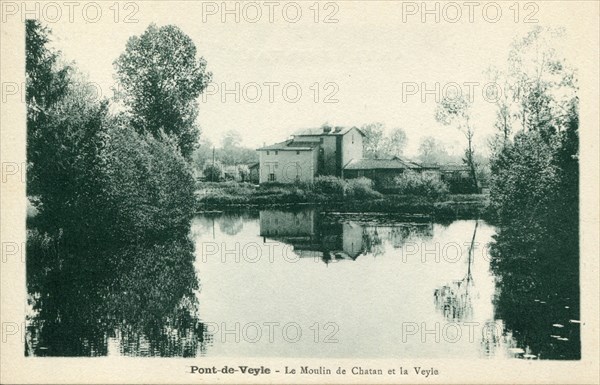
[114,23,212,160]
[435,95,479,192]
[383,127,408,157]
[97,122,197,243]
[417,136,459,165]
[360,122,385,159]
[216,129,258,165]
[25,20,71,122]
[360,122,408,159]
[26,21,114,240]
[237,164,251,182]
[25,23,205,359]
[489,26,578,222]
[26,21,197,247]
[191,133,258,177]
[216,146,258,166]
[26,20,72,197]
[192,137,214,170]
[203,161,224,182]
[221,129,242,149]
[488,27,580,358]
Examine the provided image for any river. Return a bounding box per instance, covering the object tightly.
[25,209,580,359]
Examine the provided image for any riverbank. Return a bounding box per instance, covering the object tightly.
[196,181,491,220]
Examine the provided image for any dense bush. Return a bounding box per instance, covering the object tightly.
[346,177,383,199]
[392,171,449,199]
[196,176,383,206]
[203,162,224,182]
[313,176,346,196]
[98,124,197,243]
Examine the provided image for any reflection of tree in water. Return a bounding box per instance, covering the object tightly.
[26,230,209,357]
[489,218,580,360]
[361,222,433,256]
[431,221,512,357]
[218,213,244,236]
[433,221,478,323]
[389,226,412,249]
[434,281,474,322]
[361,227,384,257]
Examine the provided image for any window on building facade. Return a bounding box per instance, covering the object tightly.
[320,138,324,144]
[267,151,270,155]
[275,151,278,155]
[269,173,275,182]
[296,151,300,155]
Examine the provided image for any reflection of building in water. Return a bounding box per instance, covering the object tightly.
[259,210,433,264]
[259,210,362,263]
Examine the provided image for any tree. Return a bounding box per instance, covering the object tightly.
[26,21,115,237]
[114,23,212,160]
[203,161,224,182]
[417,136,457,165]
[489,26,578,221]
[435,95,479,192]
[25,20,71,123]
[26,21,198,247]
[192,136,213,170]
[487,28,580,358]
[360,122,408,159]
[26,20,72,197]
[213,129,258,166]
[383,128,408,157]
[361,122,385,159]
[221,129,242,149]
[97,121,197,243]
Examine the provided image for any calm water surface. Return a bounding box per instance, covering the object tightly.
[26,209,580,359]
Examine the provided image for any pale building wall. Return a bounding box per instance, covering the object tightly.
[259,149,317,183]
[260,128,364,182]
[342,222,364,257]
[341,127,364,167]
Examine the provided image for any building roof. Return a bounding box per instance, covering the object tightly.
[257,139,319,151]
[294,126,365,137]
[343,157,423,170]
[440,164,470,172]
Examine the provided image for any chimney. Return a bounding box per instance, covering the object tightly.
[323,126,332,133]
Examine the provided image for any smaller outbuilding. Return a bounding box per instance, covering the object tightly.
[343,156,422,180]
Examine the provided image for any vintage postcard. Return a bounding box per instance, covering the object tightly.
[1,1,599,384]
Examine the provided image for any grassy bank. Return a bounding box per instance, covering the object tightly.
[196,181,491,220]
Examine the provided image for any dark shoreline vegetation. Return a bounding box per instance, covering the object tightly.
[26,20,580,359]
[195,180,492,221]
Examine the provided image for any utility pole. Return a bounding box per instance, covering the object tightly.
[212,146,215,182]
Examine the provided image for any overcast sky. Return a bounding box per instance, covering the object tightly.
[46,1,587,157]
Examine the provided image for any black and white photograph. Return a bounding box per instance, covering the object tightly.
[1,1,598,384]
